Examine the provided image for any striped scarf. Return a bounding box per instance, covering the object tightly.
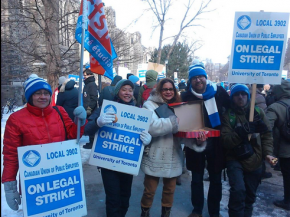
[190,80,220,128]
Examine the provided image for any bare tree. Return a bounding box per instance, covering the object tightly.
[1,0,80,90]
[143,0,213,64]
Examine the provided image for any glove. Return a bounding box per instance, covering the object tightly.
[97,112,115,127]
[4,180,21,211]
[253,119,269,134]
[73,106,87,126]
[86,107,92,116]
[140,131,152,146]
[235,122,255,139]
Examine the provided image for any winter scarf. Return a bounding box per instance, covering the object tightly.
[190,80,220,127]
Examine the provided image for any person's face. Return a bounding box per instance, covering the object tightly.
[190,75,207,93]
[83,72,91,80]
[118,85,133,102]
[32,89,50,108]
[161,82,175,102]
[232,91,248,107]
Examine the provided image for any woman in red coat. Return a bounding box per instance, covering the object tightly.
[2,75,87,211]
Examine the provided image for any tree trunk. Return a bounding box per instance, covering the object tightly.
[157,22,164,64]
[43,0,61,91]
[166,31,182,61]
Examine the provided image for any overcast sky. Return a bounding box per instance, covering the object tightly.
[103,0,290,64]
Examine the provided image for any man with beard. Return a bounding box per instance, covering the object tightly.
[221,84,276,217]
[181,61,230,217]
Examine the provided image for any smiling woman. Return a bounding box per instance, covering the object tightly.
[2,74,87,212]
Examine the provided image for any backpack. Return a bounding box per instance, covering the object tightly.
[276,101,290,142]
[141,84,156,105]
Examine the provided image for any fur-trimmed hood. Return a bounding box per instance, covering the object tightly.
[59,79,76,92]
[147,89,166,104]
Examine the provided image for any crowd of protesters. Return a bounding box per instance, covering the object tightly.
[2,61,289,217]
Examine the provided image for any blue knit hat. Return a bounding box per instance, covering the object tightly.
[188,63,207,81]
[24,76,52,101]
[128,75,139,84]
[230,84,250,100]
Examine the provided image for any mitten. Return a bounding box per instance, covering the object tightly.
[73,106,87,126]
[4,181,21,211]
[97,112,115,127]
[140,131,152,146]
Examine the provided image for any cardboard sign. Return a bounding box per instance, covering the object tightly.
[147,62,165,73]
[17,140,87,217]
[228,12,289,84]
[170,101,220,138]
[89,100,152,175]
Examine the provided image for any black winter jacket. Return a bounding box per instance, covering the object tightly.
[56,80,78,121]
[83,76,98,114]
[181,86,230,173]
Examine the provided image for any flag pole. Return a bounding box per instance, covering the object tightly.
[77,0,86,144]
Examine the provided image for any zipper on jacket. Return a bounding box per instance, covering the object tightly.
[42,109,52,142]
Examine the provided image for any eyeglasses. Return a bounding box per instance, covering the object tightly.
[33,91,50,97]
[162,88,174,92]
[192,75,205,82]
[233,91,248,97]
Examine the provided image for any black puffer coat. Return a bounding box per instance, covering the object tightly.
[56,79,78,121]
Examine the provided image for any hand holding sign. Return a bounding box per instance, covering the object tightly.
[140,131,152,146]
[97,112,115,127]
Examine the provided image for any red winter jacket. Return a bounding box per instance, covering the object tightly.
[2,104,85,183]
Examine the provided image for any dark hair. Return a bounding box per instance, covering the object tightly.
[126,73,134,79]
[156,78,181,103]
[83,69,93,75]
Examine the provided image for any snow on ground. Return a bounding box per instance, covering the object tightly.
[1,107,91,217]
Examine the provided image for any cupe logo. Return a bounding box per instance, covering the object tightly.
[104,104,117,114]
[237,15,251,30]
[22,150,41,167]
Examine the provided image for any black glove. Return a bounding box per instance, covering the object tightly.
[253,119,269,134]
[235,122,255,139]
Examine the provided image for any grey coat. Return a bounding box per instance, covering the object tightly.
[266,79,290,158]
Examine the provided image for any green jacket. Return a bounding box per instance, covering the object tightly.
[266,79,290,158]
[136,70,158,107]
[221,104,273,172]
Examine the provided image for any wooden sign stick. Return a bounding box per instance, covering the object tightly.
[248,83,257,140]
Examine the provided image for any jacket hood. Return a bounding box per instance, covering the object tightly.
[146,70,158,82]
[147,89,165,104]
[111,75,122,86]
[272,79,290,100]
[60,79,75,92]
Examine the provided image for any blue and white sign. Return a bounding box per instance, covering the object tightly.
[138,63,148,79]
[89,100,152,175]
[68,74,79,83]
[18,140,87,217]
[229,12,289,84]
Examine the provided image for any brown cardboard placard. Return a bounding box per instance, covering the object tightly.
[147,62,164,73]
[169,101,220,138]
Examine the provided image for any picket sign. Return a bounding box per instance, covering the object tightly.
[228,10,289,140]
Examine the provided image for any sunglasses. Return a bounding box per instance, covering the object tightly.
[192,75,205,81]
[162,88,174,92]
[233,91,248,97]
